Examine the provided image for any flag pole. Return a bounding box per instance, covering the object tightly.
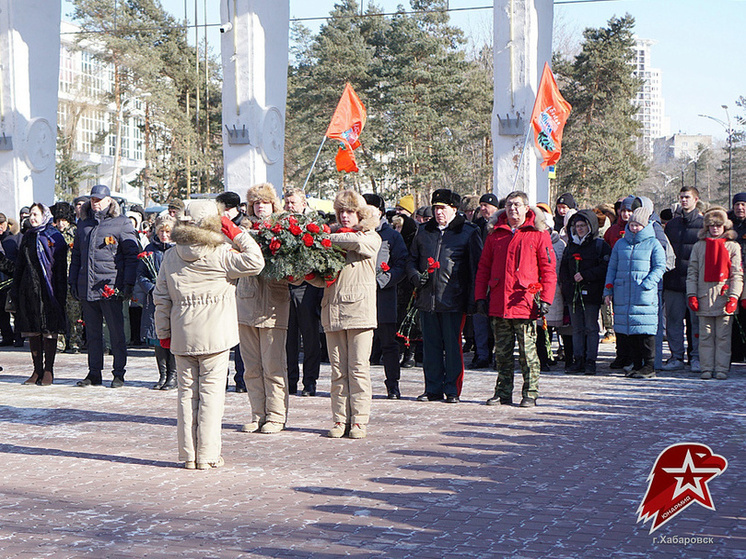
[511,125,534,191]
[302,136,328,191]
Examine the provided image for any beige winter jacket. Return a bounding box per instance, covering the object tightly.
[237,275,290,329]
[309,215,381,333]
[153,217,265,356]
[686,231,744,317]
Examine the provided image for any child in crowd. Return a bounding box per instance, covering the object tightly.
[686,207,743,380]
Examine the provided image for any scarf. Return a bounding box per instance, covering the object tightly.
[704,237,730,282]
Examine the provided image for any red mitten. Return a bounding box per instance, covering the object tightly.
[221,216,243,240]
[160,338,171,349]
[725,297,738,315]
[688,296,699,312]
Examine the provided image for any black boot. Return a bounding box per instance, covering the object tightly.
[24,336,44,385]
[153,345,168,389]
[400,346,415,368]
[39,336,57,386]
[160,348,177,390]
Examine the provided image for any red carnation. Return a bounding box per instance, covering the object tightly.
[288,216,298,226]
[322,224,331,234]
[321,238,332,248]
[303,233,314,247]
[380,262,390,272]
[427,257,441,274]
[101,285,116,298]
[271,223,282,233]
[573,254,582,261]
[269,237,281,255]
[253,221,263,230]
[527,282,542,294]
[307,223,320,234]
[289,224,302,236]
[305,272,316,281]
[287,275,295,282]
[137,252,147,259]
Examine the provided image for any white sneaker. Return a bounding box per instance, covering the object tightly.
[689,358,701,373]
[661,358,684,371]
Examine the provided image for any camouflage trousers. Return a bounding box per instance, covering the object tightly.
[491,317,541,401]
[65,292,84,351]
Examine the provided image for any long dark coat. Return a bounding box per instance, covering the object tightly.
[11,223,68,334]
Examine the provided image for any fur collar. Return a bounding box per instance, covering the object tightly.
[80,199,122,220]
[424,212,468,233]
[488,206,547,232]
[171,215,225,247]
[698,228,737,241]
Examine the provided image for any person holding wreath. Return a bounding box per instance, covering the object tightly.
[310,190,381,439]
[235,183,292,435]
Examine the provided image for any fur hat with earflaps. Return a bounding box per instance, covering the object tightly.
[333,189,379,232]
[703,207,731,228]
[245,183,283,216]
[700,207,736,240]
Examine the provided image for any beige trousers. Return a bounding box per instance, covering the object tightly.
[175,351,230,463]
[698,315,732,374]
[240,324,289,424]
[326,328,374,425]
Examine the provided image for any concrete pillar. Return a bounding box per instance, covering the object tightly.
[0,0,61,215]
[220,0,289,202]
[492,0,553,204]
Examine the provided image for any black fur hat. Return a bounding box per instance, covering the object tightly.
[431,189,461,208]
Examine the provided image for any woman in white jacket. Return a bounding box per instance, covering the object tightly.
[154,200,264,470]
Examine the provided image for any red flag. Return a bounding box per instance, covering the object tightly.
[530,62,572,169]
[326,83,367,173]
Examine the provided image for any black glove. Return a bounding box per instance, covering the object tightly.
[476,299,488,317]
[538,301,551,317]
[121,284,134,299]
[70,284,79,301]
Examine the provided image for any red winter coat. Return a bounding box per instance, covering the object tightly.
[474,208,557,319]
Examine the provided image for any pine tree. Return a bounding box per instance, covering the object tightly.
[69,0,222,203]
[553,14,647,206]
[284,0,494,203]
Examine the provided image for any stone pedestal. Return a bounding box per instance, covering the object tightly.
[492,0,553,204]
[220,0,289,202]
[0,0,61,215]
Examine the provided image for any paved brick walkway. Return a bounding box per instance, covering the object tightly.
[0,342,744,558]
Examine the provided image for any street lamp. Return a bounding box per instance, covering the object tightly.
[699,107,733,206]
[111,91,151,193]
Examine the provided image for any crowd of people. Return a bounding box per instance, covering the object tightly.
[2,182,743,470]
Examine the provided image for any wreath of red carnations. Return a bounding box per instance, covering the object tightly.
[251,212,345,282]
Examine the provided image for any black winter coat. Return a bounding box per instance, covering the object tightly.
[408,213,483,314]
[559,210,611,307]
[663,209,703,292]
[374,220,409,324]
[11,223,68,334]
[69,201,139,301]
[729,210,746,268]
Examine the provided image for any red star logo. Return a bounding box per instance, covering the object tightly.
[638,443,728,533]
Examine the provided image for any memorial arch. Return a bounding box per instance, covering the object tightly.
[0,0,551,216]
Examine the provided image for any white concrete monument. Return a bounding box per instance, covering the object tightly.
[493,0,553,204]
[0,0,61,215]
[220,0,289,202]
